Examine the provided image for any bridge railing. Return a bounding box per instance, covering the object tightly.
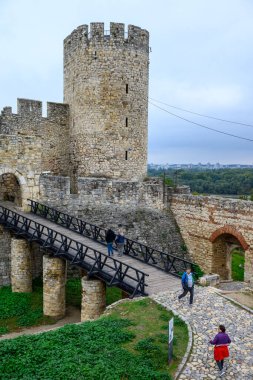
[28,199,198,277]
[0,204,148,297]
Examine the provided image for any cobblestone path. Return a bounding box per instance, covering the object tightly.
[152,287,253,380]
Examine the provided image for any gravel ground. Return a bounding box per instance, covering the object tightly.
[152,286,253,380]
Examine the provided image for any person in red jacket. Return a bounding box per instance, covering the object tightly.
[209,325,231,377]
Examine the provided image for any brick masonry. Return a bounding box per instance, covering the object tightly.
[170,193,253,282]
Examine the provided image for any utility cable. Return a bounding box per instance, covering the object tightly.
[150,97,253,128]
[149,101,253,143]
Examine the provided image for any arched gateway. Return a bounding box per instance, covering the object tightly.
[0,167,28,208]
[210,225,249,280]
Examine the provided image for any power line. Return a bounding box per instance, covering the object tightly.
[150,97,253,128]
[149,101,253,143]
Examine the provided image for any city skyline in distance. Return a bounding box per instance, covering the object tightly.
[148,162,253,169]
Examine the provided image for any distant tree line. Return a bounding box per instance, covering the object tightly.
[147,168,253,197]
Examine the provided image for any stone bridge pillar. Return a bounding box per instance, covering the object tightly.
[43,255,66,318]
[81,276,106,321]
[11,237,32,292]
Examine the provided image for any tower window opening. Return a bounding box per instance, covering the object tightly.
[126,84,129,94]
[125,151,128,160]
[125,117,128,127]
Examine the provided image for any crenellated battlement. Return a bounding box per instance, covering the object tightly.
[1,99,69,121]
[17,98,42,117]
[64,22,149,57]
[47,102,69,123]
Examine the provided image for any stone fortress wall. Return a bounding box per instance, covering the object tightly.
[64,22,149,185]
[39,174,187,259]
[0,98,69,206]
[170,193,253,282]
[0,21,253,293]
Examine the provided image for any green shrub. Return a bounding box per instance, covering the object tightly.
[180,244,187,252]
[192,264,204,279]
[0,286,31,319]
[0,326,9,336]
[135,337,165,369]
[156,333,168,343]
[0,317,172,380]
[106,286,122,305]
[66,278,82,308]
[173,315,185,327]
[231,250,245,281]
[0,281,53,332]
[17,309,44,327]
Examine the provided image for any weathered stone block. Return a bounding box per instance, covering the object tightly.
[43,255,66,318]
[11,238,32,292]
[81,276,106,321]
[199,274,220,287]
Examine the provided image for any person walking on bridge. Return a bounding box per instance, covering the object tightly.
[209,324,231,377]
[116,225,125,257]
[105,228,116,257]
[178,267,194,305]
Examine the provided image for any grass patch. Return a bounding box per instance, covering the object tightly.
[0,298,188,379]
[0,327,9,335]
[108,298,188,376]
[106,286,122,305]
[231,249,245,281]
[66,278,82,307]
[0,279,55,335]
[0,278,123,335]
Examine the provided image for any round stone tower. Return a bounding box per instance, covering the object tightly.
[63,22,149,183]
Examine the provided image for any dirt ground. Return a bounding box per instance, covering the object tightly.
[224,291,253,310]
[216,281,253,310]
[0,306,81,341]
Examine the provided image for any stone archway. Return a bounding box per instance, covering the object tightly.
[210,225,249,280]
[0,173,22,206]
[0,167,29,208]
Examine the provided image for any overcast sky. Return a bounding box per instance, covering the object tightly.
[1,0,253,164]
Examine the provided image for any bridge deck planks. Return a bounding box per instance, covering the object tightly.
[0,202,181,295]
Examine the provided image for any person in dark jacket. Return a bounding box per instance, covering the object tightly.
[178,267,194,305]
[209,325,231,377]
[105,228,116,256]
[115,226,125,257]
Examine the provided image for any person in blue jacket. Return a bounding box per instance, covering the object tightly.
[115,225,125,257]
[178,267,194,305]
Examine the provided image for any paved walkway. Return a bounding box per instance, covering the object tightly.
[152,287,253,380]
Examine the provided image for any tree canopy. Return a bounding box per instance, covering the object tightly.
[148,168,253,196]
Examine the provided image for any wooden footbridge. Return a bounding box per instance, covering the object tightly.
[0,200,197,297]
